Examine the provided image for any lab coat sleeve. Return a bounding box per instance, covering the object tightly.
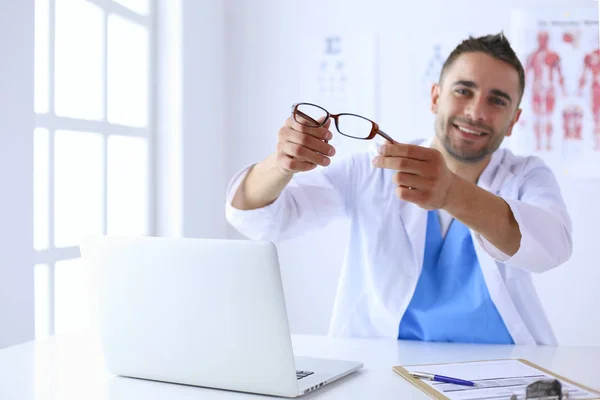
[224,154,356,242]
[477,156,573,273]
[476,235,511,262]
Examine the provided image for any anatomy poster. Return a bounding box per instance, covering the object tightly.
[509,8,600,177]
[315,33,378,157]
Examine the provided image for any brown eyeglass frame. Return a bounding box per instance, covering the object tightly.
[292,102,395,143]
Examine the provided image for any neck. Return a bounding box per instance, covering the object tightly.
[432,137,491,183]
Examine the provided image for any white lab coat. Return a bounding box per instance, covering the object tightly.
[225,138,573,345]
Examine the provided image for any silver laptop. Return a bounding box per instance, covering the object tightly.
[79,235,363,398]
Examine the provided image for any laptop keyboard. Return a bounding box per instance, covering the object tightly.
[296,370,314,380]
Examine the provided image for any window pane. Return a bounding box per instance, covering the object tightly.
[107,136,148,236]
[55,0,104,120]
[54,131,103,247]
[34,0,49,114]
[34,129,50,251]
[107,15,149,127]
[34,264,50,340]
[113,0,149,15]
[55,258,91,334]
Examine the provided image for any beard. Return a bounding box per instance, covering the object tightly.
[435,115,508,164]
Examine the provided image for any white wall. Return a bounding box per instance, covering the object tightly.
[535,177,600,346]
[155,0,183,238]
[0,0,35,348]
[180,0,228,239]
[156,0,229,240]
[218,0,600,346]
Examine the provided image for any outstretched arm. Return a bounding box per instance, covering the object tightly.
[373,143,521,255]
[373,143,572,271]
[231,117,334,210]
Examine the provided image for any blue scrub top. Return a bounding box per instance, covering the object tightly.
[398,210,514,344]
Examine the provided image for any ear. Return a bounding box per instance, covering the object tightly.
[431,83,441,114]
[505,108,522,137]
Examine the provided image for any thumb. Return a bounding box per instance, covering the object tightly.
[322,117,332,129]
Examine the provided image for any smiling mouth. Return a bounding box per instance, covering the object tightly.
[453,124,487,136]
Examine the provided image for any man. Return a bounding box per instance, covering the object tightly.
[225,33,572,345]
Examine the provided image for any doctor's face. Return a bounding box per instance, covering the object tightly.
[431,52,522,164]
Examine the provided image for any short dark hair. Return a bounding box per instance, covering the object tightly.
[440,33,526,102]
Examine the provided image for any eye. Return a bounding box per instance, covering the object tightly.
[490,97,507,107]
[455,88,470,96]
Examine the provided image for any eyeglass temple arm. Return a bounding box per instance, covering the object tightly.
[377,129,397,144]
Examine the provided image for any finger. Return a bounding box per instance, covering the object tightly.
[285,116,333,141]
[284,129,336,157]
[377,143,433,161]
[392,172,432,190]
[294,111,332,129]
[372,156,428,175]
[277,153,318,173]
[395,185,426,203]
[279,142,331,167]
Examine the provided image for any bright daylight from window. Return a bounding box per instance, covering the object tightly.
[33,0,152,339]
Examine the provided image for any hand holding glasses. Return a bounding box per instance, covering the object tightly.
[275,102,394,175]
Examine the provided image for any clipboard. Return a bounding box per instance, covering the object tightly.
[392,358,600,400]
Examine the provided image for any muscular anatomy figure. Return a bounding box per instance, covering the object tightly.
[525,31,566,151]
[579,47,600,151]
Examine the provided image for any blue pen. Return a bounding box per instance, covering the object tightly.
[410,371,476,387]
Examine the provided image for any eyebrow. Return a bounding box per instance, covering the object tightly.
[452,80,513,104]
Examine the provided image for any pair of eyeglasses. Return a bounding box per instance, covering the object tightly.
[291,102,395,143]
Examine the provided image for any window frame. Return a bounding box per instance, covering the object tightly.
[34,0,156,338]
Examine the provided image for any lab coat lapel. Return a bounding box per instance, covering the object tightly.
[398,199,428,278]
[472,237,536,344]
[478,149,513,195]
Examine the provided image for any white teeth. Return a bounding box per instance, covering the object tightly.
[457,126,483,136]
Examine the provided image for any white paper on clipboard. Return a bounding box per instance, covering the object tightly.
[394,359,600,400]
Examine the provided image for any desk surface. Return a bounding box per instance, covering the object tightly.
[1,332,599,399]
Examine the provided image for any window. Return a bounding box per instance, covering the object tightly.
[34,0,154,338]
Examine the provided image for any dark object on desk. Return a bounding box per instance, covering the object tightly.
[510,379,569,400]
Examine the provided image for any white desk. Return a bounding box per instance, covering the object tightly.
[1,332,599,399]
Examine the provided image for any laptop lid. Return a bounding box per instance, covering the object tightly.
[80,235,300,397]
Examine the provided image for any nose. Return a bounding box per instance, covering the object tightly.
[463,95,488,124]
